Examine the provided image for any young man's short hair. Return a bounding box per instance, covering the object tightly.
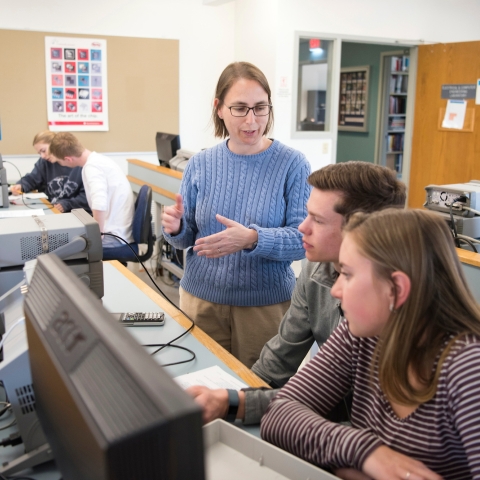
[49,132,84,159]
[308,161,406,220]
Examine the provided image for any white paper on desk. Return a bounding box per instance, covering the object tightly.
[442,99,467,129]
[0,209,45,218]
[174,365,248,390]
[24,192,48,199]
[9,192,47,205]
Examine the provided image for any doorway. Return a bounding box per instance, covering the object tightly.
[336,42,413,181]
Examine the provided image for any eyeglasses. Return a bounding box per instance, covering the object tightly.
[226,104,273,117]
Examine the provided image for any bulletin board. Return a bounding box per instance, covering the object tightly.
[0,29,179,154]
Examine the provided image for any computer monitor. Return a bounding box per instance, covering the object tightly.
[24,253,205,480]
[155,132,180,167]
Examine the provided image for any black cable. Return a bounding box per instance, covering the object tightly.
[102,233,196,366]
[142,343,196,367]
[457,237,478,253]
[0,432,22,448]
[449,202,460,248]
[3,161,55,211]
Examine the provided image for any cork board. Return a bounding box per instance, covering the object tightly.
[0,29,179,154]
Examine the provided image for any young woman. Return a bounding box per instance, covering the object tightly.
[161,62,311,368]
[11,131,90,213]
[261,208,480,480]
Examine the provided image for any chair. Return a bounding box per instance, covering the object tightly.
[102,185,155,263]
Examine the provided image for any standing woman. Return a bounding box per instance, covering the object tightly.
[261,208,480,480]
[162,62,311,368]
[11,131,90,213]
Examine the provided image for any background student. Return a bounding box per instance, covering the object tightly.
[261,208,480,480]
[188,161,406,424]
[11,131,90,213]
[162,62,311,368]
[49,132,134,248]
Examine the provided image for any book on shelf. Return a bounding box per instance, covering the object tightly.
[389,96,407,114]
[390,56,409,73]
[387,133,404,152]
[389,116,406,129]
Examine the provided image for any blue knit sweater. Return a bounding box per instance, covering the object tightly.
[163,139,311,306]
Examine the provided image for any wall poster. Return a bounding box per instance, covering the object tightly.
[45,36,108,131]
[338,66,370,132]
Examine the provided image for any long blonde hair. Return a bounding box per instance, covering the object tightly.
[345,208,480,404]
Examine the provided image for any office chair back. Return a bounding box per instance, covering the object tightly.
[102,185,155,263]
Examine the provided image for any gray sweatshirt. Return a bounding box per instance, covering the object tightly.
[244,261,343,424]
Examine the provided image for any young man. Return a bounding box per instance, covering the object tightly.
[49,132,135,248]
[11,131,90,213]
[188,161,406,425]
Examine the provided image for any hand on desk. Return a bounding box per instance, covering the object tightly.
[10,184,22,196]
[187,386,245,425]
[53,203,65,213]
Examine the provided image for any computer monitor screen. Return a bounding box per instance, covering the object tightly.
[24,253,205,480]
[155,132,180,167]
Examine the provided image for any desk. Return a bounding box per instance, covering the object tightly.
[457,248,480,301]
[0,258,268,479]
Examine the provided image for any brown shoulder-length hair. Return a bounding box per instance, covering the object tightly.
[308,161,406,222]
[212,61,274,138]
[344,208,480,405]
[32,131,56,146]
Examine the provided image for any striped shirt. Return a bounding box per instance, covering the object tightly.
[261,321,480,479]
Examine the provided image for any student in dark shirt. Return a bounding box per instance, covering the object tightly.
[11,131,90,213]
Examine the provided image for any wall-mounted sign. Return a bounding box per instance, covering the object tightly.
[45,36,109,132]
[441,84,476,100]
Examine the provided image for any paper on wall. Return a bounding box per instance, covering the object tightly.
[442,99,467,129]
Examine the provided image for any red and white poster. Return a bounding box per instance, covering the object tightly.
[45,36,109,131]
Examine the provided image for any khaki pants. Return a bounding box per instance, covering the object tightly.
[180,288,290,369]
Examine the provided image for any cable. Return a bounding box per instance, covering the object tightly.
[457,234,480,245]
[462,206,480,216]
[102,233,196,366]
[457,237,478,253]
[449,202,461,248]
[0,318,25,353]
[3,161,55,211]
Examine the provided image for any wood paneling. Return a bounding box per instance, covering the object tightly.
[409,41,480,208]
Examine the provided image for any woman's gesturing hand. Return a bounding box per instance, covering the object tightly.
[193,214,258,258]
[161,193,184,235]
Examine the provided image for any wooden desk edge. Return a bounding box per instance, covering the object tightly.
[127,158,183,180]
[457,248,480,268]
[40,198,61,214]
[107,260,269,389]
[127,175,177,201]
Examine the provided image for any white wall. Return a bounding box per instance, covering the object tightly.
[0,0,236,155]
[2,0,480,174]
[234,0,480,171]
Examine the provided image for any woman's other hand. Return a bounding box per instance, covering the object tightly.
[362,445,443,480]
[193,214,258,258]
[161,193,184,235]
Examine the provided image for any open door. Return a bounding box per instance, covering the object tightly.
[408,41,480,208]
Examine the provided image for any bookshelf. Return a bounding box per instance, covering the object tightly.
[378,53,410,177]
